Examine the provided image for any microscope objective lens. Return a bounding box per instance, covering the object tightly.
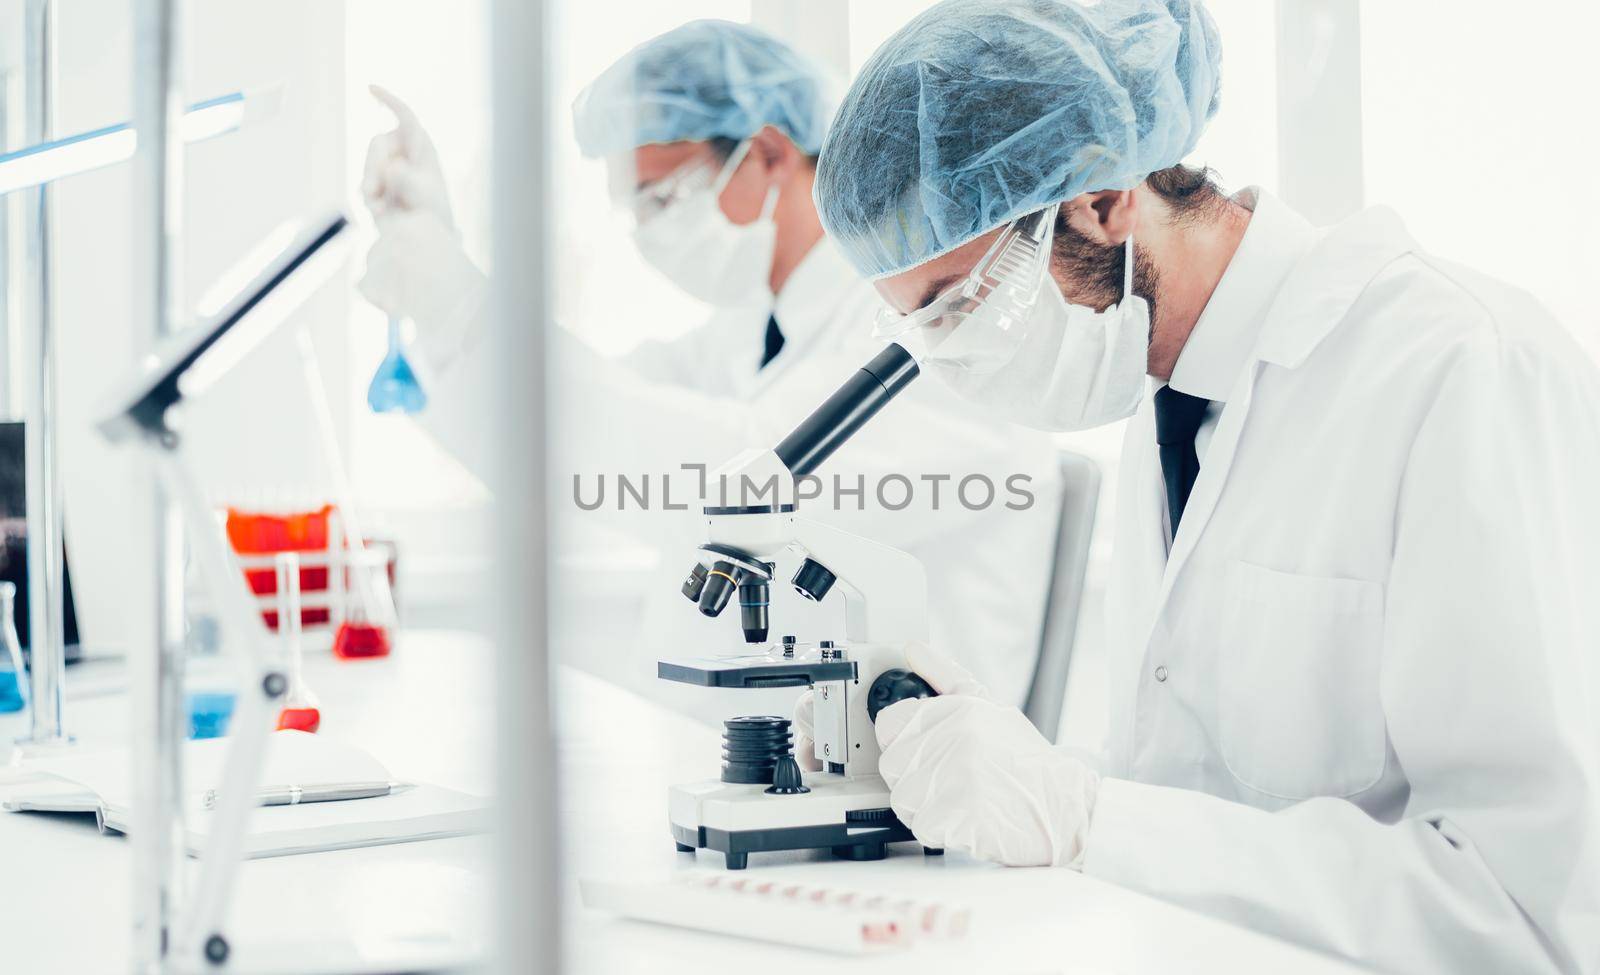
[738,576,771,644]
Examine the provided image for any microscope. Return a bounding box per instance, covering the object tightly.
[659,343,942,870]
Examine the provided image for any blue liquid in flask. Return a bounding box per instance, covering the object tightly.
[1,582,24,712]
[367,317,428,414]
[0,671,23,713]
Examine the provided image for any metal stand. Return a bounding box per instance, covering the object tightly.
[142,424,285,970]
[130,1,187,969]
[16,0,71,754]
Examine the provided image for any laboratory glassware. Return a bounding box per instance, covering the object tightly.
[273,551,320,732]
[187,691,236,739]
[226,505,336,630]
[366,316,427,414]
[0,581,28,712]
[333,546,395,659]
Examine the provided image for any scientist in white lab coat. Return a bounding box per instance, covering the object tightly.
[356,20,1062,709]
[803,0,1600,972]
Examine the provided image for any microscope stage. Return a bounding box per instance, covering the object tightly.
[668,773,924,870]
[657,652,856,688]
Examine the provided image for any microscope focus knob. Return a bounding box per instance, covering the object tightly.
[866,669,937,723]
[791,558,837,603]
[764,754,810,796]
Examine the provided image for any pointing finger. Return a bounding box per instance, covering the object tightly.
[369,84,421,134]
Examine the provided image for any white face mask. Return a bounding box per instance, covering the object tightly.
[925,237,1148,432]
[630,140,777,307]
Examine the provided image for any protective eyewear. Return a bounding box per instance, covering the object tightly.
[871,202,1060,359]
[622,139,753,228]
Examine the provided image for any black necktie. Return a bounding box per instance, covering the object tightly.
[759,314,785,370]
[1154,386,1211,537]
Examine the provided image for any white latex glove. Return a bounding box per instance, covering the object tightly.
[358,210,487,371]
[362,85,454,231]
[875,644,1100,868]
[792,642,990,773]
[793,690,823,772]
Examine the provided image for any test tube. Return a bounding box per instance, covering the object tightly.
[274,552,320,732]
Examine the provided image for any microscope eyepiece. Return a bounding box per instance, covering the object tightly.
[697,560,741,618]
[774,343,918,478]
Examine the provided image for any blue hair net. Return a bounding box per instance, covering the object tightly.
[573,20,835,159]
[815,0,1222,279]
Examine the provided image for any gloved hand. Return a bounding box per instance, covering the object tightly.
[358,209,487,371]
[792,642,991,773]
[876,644,1100,868]
[362,85,455,231]
[792,689,823,772]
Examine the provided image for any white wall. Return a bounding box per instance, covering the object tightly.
[44,1,347,654]
[1360,1,1600,356]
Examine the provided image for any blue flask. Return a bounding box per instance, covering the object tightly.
[1,581,27,713]
[367,316,428,414]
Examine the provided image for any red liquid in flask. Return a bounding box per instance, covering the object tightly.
[333,621,390,659]
[276,707,322,733]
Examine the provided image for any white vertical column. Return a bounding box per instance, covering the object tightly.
[0,70,16,418]
[752,0,850,77]
[18,0,69,751]
[129,0,188,971]
[1274,0,1365,224]
[491,0,557,973]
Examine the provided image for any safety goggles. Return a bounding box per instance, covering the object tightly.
[871,202,1060,361]
[619,139,754,228]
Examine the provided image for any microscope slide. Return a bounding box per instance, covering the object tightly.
[581,871,970,954]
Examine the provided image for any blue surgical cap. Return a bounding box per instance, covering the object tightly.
[573,20,835,159]
[815,0,1222,279]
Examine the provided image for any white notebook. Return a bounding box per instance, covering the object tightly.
[0,731,488,858]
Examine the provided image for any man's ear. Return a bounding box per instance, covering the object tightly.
[749,124,800,182]
[1062,189,1139,246]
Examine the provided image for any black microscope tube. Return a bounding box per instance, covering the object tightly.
[774,344,918,478]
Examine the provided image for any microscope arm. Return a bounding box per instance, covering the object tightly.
[787,517,928,646]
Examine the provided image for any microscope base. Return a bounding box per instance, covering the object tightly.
[668,772,920,870]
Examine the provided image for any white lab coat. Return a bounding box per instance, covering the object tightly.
[417,237,1062,712]
[1083,199,1600,973]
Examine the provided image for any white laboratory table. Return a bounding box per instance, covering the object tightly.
[557,664,1370,975]
[2,631,1371,974]
[0,632,496,975]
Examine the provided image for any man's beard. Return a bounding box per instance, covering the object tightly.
[1048,215,1160,335]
